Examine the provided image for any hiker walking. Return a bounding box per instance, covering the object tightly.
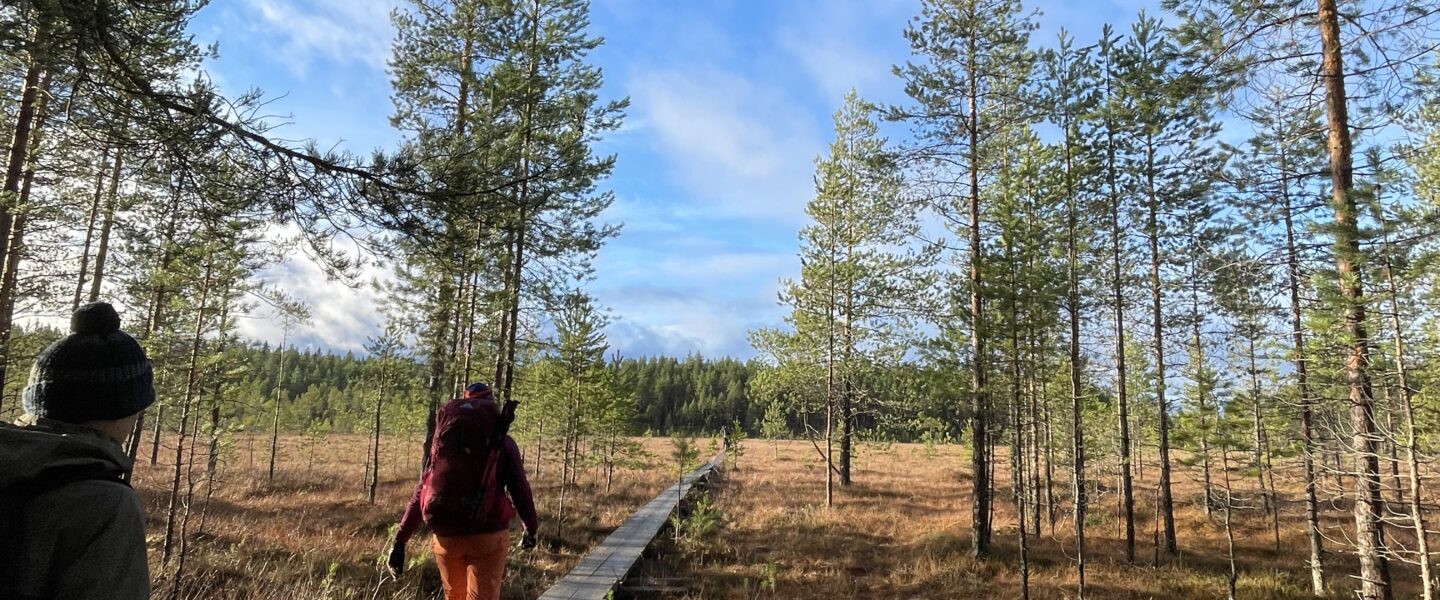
[387,382,539,600]
[0,302,155,600]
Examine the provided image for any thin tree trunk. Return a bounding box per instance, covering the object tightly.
[269,327,289,483]
[1248,338,1281,551]
[0,68,49,401]
[824,214,837,509]
[1042,379,1056,535]
[1145,135,1177,558]
[499,0,542,406]
[1007,226,1030,598]
[88,154,122,302]
[1220,431,1238,600]
[368,361,387,504]
[1380,212,1432,600]
[161,260,212,566]
[73,148,111,312]
[146,187,184,467]
[198,281,234,537]
[1105,65,1135,563]
[1027,340,1043,538]
[0,48,45,280]
[1190,304,1214,517]
[1318,0,1390,596]
[839,231,854,487]
[966,26,990,556]
[1014,346,1030,600]
[1065,118,1086,599]
[1279,139,1325,594]
[150,405,165,465]
[1382,391,1401,503]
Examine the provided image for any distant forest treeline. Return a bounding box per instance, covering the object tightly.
[0,325,822,438]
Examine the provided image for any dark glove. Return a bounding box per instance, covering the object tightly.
[521,531,538,550]
[386,541,406,576]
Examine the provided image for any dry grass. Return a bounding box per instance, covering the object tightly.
[132,435,1427,599]
[646,439,1428,600]
[132,433,689,600]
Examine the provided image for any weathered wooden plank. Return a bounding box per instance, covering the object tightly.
[536,451,725,600]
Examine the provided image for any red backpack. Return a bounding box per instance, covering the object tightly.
[420,398,515,536]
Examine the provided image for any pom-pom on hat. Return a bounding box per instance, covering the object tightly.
[22,302,155,423]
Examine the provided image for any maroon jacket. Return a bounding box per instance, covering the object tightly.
[395,433,538,545]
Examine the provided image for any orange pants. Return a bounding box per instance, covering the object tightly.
[432,530,509,600]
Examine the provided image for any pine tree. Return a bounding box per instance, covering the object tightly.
[365,322,407,504]
[1036,30,1097,592]
[1232,88,1330,591]
[1116,14,1223,558]
[893,0,1036,557]
[1091,23,1139,563]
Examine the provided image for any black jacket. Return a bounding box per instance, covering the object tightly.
[0,418,149,600]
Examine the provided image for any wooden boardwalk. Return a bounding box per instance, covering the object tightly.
[537,451,726,600]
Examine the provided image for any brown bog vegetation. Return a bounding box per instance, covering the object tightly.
[650,440,1427,600]
[132,434,687,600]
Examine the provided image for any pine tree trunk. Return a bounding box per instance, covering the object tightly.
[1380,223,1433,600]
[1145,135,1177,558]
[839,264,854,486]
[461,264,481,383]
[1042,372,1056,536]
[73,148,111,312]
[1110,233,1133,562]
[1280,146,1325,594]
[162,260,213,566]
[88,154,122,302]
[269,328,288,483]
[150,406,165,465]
[1318,0,1390,596]
[1007,229,1030,598]
[1027,339,1043,537]
[492,239,512,389]
[1382,393,1401,503]
[824,228,837,509]
[423,281,455,473]
[499,0,543,405]
[1013,349,1030,600]
[199,282,235,538]
[1105,77,1135,563]
[1220,433,1238,600]
[146,188,184,467]
[369,364,386,504]
[0,67,49,400]
[1248,338,1281,551]
[0,49,45,282]
[1190,308,1214,517]
[1065,127,1086,599]
[966,27,990,557]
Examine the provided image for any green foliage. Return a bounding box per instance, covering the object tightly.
[670,435,700,475]
[671,491,723,551]
[725,418,747,469]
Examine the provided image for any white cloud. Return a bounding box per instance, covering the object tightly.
[629,68,821,224]
[774,1,912,105]
[239,255,386,353]
[597,287,777,359]
[236,224,392,353]
[244,0,397,77]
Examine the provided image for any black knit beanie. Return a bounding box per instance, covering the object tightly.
[21,302,155,423]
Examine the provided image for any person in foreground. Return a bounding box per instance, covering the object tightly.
[0,302,155,600]
[388,382,539,600]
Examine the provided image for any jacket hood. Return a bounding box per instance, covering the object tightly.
[0,418,130,489]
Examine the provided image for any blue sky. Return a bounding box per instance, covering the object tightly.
[190,0,1160,358]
